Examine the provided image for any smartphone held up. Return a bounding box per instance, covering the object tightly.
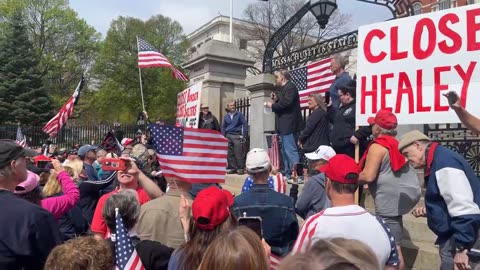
[102,158,126,171]
[238,212,263,239]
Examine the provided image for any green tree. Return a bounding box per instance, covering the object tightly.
[0,0,100,107]
[0,10,52,125]
[90,15,189,123]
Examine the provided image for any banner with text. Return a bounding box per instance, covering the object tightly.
[356,4,480,125]
[176,82,202,128]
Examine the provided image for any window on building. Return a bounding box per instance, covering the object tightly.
[239,39,248,50]
[467,0,475,4]
[438,0,451,10]
[412,2,423,15]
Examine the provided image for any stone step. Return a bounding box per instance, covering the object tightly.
[401,239,440,270]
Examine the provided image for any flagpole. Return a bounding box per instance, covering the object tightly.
[136,36,146,112]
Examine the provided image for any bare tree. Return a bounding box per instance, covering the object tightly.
[241,0,352,65]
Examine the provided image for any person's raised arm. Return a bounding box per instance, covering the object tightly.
[120,157,164,199]
[444,92,480,134]
[41,160,80,220]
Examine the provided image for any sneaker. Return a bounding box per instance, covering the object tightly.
[227,169,237,174]
[286,177,294,184]
[237,169,245,175]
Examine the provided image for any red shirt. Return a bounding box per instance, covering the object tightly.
[90,186,151,238]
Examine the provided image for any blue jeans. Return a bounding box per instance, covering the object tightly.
[280,133,299,177]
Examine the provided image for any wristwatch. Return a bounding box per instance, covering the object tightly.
[456,246,467,253]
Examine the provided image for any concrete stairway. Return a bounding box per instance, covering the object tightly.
[363,172,440,270]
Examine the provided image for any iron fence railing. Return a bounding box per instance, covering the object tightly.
[0,124,147,149]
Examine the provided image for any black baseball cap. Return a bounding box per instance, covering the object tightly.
[0,140,38,168]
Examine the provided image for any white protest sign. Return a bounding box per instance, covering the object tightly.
[356,4,480,125]
[176,82,202,128]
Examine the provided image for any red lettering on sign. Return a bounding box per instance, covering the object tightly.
[361,75,378,114]
[413,18,436,60]
[395,72,414,114]
[454,61,477,108]
[467,8,480,51]
[364,29,387,64]
[438,13,461,54]
[416,69,431,112]
[390,27,408,61]
[380,73,394,111]
[433,66,451,112]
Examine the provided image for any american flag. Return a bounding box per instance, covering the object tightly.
[101,130,124,154]
[149,124,228,183]
[270,254,281,270]
[114,209,145,270]
[42,76,84,138]
[137,36,188,81]
[289,58,336,108]
[16,125,27,148]
[267,134,280,170]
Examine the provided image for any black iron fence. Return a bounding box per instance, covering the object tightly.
[425,123,480,176]
[0,124,146,149]
[234,97,250,123]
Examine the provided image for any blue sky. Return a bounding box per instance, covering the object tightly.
[70,0,392,37]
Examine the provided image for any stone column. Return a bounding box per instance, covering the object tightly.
[182,40,255,123]
[245,74,276,150]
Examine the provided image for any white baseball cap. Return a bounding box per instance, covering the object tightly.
[305,145,336,161]
[246,148,271,173]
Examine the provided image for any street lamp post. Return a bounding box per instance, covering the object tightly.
[309,0,338,29]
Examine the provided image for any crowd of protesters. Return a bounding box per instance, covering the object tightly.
[2,53,480,270]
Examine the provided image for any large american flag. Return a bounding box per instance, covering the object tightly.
[267,134,280,170]
[137,36,188,81]
[42,76,84,138]
[289,58,336,108]
[16,125,27,148]
[114,209,145,270]
[149,124,228,183]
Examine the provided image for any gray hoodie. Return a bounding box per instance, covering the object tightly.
[296,173,331,219]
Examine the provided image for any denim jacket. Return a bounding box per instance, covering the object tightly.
[233,184,299,257]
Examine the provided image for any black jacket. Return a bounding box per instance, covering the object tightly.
[48,192,89,241]
[199,112,220,131]
[272,81,303,135]
[78,171,117,224]
[327,100,372,154]
[298,108,330,153]
[327,100,356,150]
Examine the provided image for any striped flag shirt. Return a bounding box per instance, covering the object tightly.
[289,58,336,108]
[149,124,228,183]
[137,36,188,81]
[270,254,281,270]
[241,174,286,194]
[42,76,84,138]
[114,210,145,270]
[16,126,27,148]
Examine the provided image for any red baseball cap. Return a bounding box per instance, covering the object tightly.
[319,154,360,184]
[192,186,234,230]
[367,109,398,130]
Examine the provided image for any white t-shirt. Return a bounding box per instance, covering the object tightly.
[293,205,398,268]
